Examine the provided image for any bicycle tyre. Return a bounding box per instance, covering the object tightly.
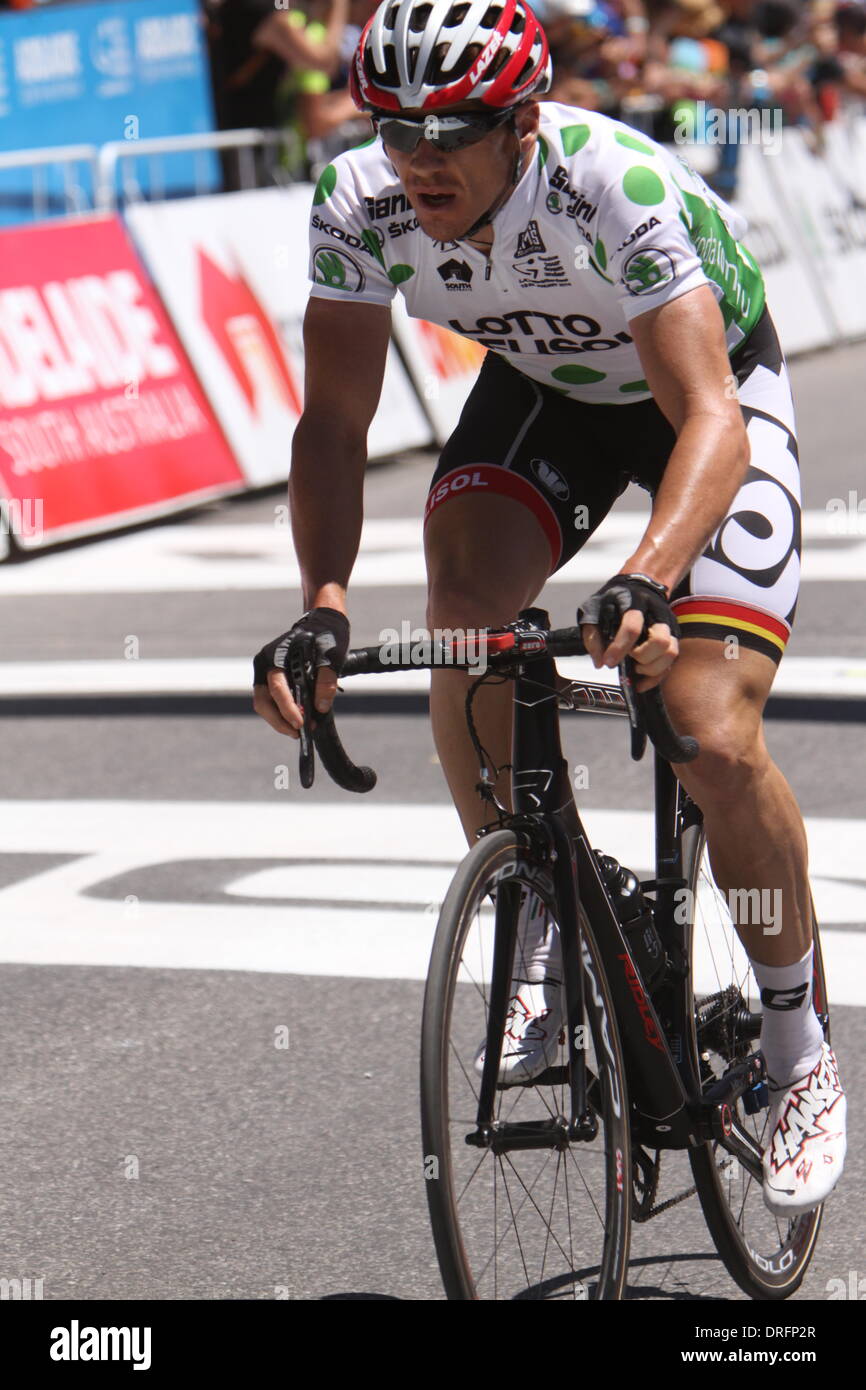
[421,827,631,1300]
[683,820,827,1300]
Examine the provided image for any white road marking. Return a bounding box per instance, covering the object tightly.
[1,512,865,593]
[0,802,863,1001]
[1,654,864,698]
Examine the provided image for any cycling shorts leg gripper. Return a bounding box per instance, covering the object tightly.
[671,355,801,666]
[424,463,562,571]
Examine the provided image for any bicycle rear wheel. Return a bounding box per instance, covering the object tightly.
[683,820,827,1299]
[421,828,630,1300]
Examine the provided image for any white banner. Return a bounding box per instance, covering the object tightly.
[763,126,866,340]
[125,188,431,486]
[732,143,835,355]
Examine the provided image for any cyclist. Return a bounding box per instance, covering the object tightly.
[253,0,845,1218]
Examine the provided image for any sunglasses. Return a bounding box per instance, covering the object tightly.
[372,108,515,153]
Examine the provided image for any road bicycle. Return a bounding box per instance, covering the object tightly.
[287,607,830,1301]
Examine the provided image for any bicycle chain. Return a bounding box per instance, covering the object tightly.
[632,1146,697,1223]
[634,1183,698,1222]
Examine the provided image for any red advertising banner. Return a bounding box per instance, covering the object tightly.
[0,215,243,549]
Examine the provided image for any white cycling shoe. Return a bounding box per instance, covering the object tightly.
[762,1041,847,1217]
[474,892,564,1085]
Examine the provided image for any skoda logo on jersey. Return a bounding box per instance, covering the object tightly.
[623,247,676,296]
[437,258,473,291]
[530,457,570,500]
[312,244,366,293]
[546,191,563,215]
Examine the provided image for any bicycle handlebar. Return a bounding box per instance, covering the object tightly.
[294,620,698,793]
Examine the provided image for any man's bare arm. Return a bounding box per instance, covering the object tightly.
[621,285,750,592]
[254,296,391,736]
[582,285,750,686]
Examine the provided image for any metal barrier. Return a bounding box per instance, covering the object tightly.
[0,144,99,220]
[95,129,290,212]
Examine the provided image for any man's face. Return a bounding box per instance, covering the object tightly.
[381,102,539,241]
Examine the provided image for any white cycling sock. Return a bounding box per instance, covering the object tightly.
[514,890,561,985]
[751,947,825,1088]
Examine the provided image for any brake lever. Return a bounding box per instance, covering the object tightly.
[620,655,648,762]
[287,638,316,789]
[598,604,648,762]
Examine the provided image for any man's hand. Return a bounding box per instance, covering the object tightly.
[252,608,349,739]
[578,574,679,693]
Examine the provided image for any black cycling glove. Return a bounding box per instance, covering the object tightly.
[252,608,350,687]
[578,573,679,646]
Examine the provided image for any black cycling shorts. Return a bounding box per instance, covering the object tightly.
[424,308,801,665]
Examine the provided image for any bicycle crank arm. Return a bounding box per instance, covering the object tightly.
[690,1052,768,1153]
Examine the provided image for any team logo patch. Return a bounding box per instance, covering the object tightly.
[312,244,366,292]
[512,253,570,288]
[530,457,569,500]
[437,258,473,291]
[515,219,546,258]
[622,247,676,296]
[546,191,563,215]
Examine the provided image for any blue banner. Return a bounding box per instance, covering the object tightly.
[0,0,219,222]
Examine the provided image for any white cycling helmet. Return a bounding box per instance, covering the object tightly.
[350,0,553,112]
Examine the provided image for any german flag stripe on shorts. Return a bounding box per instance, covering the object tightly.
[671,598,791,664]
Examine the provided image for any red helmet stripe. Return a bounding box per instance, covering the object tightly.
[483,22,539,106]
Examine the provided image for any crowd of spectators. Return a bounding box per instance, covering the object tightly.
[205,0,866,187]
[206,0,378,179]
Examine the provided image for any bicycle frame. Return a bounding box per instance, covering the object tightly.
[472,608,769,1168]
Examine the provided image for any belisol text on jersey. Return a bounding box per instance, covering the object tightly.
[447,310,633,353]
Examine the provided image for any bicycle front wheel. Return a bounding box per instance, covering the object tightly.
[421,828,631,1300]
[683,821,827,1299]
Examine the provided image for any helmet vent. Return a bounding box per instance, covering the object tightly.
[515,55,534,85]
[487,46,512,79]
[409,3,433,31]
[367,44,400,85]
[427,38,482,83]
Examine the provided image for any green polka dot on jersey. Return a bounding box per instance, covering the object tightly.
[561,124,591,156]
[619,379,649,393]
[312,164,337,205]
[595,237,607,270]
[622,165,665,206]
[387,264,414,284]
[537,135,548,169]
[615,131,655,155]
[551,364,607,385]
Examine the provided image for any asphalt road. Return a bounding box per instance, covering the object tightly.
[0,339,864,1303]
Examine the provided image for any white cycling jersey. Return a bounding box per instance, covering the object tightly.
[307,101,766,406]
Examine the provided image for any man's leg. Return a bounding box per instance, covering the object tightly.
[425,488,567,1082]
[662,638,811,969]
[424,490,552,843]
[662,637,844,1214]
